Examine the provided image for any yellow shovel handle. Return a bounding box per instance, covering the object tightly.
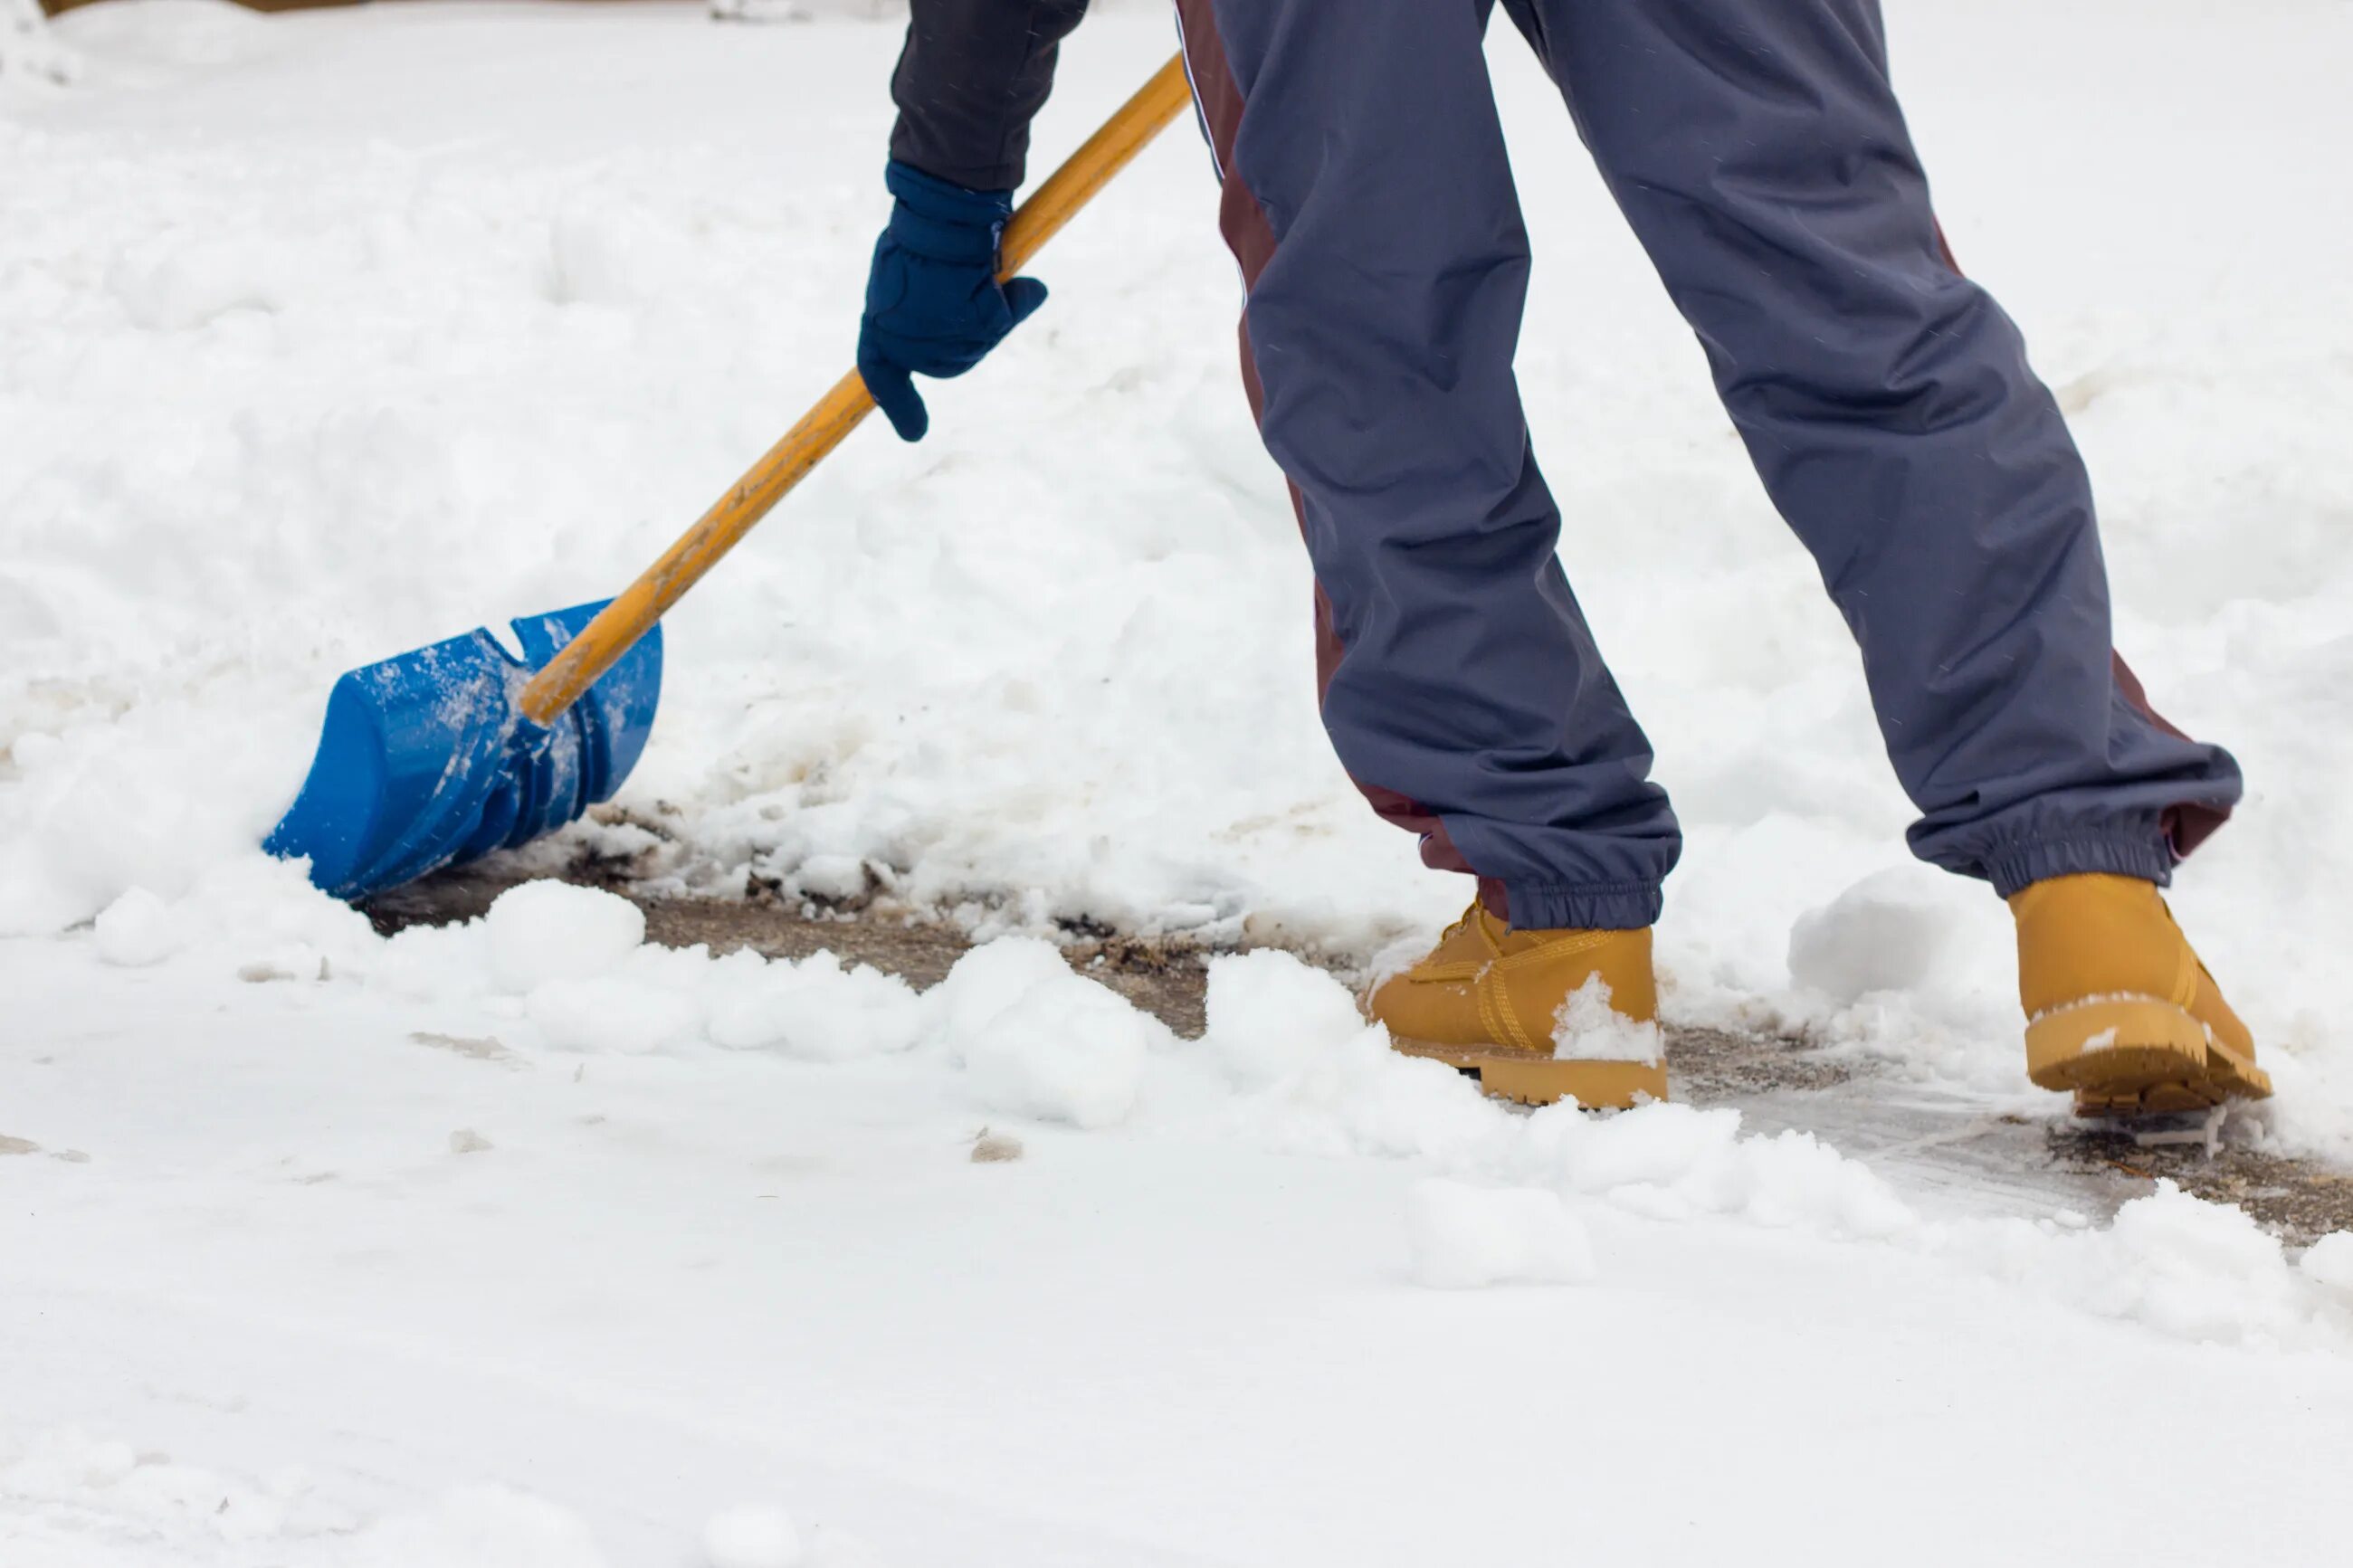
[520,52,1196,726]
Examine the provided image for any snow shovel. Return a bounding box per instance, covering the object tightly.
[269,54,1196,901]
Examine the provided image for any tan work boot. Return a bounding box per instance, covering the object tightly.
[1366,900,1667,1108]
[2010,873,2272,1117]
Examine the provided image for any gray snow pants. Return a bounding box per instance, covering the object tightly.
[1172,0,2243,929]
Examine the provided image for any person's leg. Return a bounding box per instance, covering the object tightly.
[1511,0,2263,1111]
[1174,0,1680,934]
[1512,0,2242,892]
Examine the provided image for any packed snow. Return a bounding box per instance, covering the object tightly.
[1550,974,1665,1064]
[7,2,2353,1564]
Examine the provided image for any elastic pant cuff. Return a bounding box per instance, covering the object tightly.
[1494,878,1662,933]
[1983,834,2176,900]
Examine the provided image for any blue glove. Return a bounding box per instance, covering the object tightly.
[856,160,1050,442]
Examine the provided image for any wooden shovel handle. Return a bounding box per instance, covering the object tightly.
[519,52,1196,726]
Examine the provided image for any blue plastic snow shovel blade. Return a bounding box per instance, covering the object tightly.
[265,601,663,901]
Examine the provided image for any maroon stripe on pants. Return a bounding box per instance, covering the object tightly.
[1172,1,1491,899]
[1939,224,2230,862]
[2112,653,2231,857]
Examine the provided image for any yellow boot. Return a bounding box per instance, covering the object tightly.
[2010,873,2272,1117]
[1367,901,1667,1108]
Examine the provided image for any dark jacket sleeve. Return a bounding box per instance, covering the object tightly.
[889,0,1091,193]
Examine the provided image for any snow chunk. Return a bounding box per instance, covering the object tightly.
[1787,867,1967,1003]
[706,951,925,1060]
[957,953,1167,1130]
[1944,1182,2328,1346]
[1200,948,1365,1088]
[1238,1027,1505,1164]
[342,1483,608,1568]
[1551,974,1662,1064]
[923,937,1073,1053]
[701,1505,805,1568]
[1536,1101,1746,1196]
[1715,1127,1920,1237]
[92,885,180,966]
[485,882,646,992]
[2098,1183,2299,1343]
[2302,1231,2353,1296]
[1406,1179,1596,1289]
[1514,1101,1919,1239]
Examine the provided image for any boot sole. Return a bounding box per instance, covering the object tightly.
[1390,1038,1668,1109]
[2024,996,2273,1117]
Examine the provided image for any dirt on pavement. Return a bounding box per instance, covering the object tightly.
[365,861,2353,1246]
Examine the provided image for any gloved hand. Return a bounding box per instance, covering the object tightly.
[856,160,1049,442]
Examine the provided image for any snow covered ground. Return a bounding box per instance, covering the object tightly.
[5,3,2353,1563]
[1,0,77,87]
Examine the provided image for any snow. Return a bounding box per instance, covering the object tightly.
[2305,1232,2353,1297]
[3,0,2346,1153]
[485,882,648,990]
[700,1506,803,1568]
[1550,974,1665,1064]
[958,962,1164,1129]
[1786,865,1974,1005]
[1405,1179,1596,1289]
[90,886,181,967]
[1196,946,1366,1088]
[704,949,925,1060]
[529,971,703,1054]
[1,0,76,85]
[0,1430,610,1566]
[924,936,1175,1127]
[7,2,2353,1564]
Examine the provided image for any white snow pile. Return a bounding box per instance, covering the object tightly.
[484,888,1153,1126]
[1940,1182,2353,1347]
[58,861,2353,1350]
[89,868,1167,1127]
